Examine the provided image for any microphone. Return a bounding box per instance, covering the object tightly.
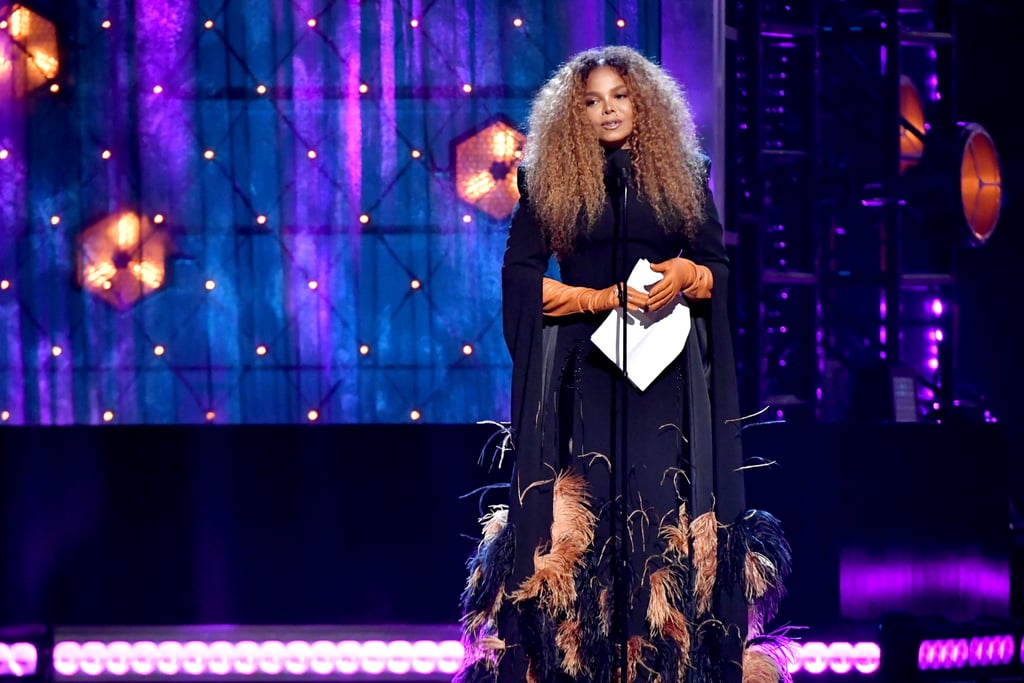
[608,149,631,187]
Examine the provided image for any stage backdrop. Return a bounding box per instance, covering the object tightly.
[0,0,722,425]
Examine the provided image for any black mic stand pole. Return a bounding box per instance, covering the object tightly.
[613,160,630,683]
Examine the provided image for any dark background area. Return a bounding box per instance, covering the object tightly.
[0,424,500,626]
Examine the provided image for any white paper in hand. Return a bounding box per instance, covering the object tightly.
[590,258,691,392]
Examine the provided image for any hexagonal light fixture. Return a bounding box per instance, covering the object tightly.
[76,211,174,310]
[452,114,525,221]
[0,4,59,97]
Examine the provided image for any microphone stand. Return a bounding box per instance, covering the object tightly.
[611,157,630,683]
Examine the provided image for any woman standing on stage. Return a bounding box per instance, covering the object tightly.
[457,45,793,683]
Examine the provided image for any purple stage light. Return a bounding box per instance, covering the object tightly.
[799,642,829,675]
[0,642,37,677]
[918,641,931,669]
[951,639,970,667]
[920,635,1017,671]
[789,642,880,676]
[827,642,853,674]
[996,635,1015,665]
[157,641,184,675]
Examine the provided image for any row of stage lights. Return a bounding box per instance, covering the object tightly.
[0,209,481,424]
[0,639,883,679]
[0,279,479,344]
[918,634,1022,670]
[0,338,478,361]
[4,631,1020,680]
[2,408,431,424]
[3,8,631,102]
[3,256,476,425]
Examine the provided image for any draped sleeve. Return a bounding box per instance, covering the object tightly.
[500,168,557,586]
[686,159,746,523]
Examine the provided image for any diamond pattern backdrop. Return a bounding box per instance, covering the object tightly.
[0,0,658,424]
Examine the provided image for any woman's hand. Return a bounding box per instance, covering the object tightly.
[542,278,649,315]
[618,283,650,312]
[647,257,714,311]
[565,281,650,314]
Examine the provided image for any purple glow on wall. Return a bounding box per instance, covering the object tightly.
[565,2,604,57]
[840,550,1010,621]
[0,94,25,419]
[378,0,397,184]
[0,142,25,421]
[136,0,192,214]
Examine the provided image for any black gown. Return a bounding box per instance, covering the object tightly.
[457,149,792,683]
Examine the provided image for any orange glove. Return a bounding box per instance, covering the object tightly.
[542,277,648,316]
[647,257,714,311]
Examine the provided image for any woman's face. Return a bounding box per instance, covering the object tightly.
[583,66,634,148]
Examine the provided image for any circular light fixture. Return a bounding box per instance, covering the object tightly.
[958,123,1001,245]
[904,121,1002,248]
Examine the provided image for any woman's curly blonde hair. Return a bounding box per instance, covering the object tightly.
[522,45,708,256]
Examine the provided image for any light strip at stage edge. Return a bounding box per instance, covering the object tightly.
[51,639,463,678]
[1,627,883,679]
[917,634,1023,670]
[787,642,880,675]
[47,625,462,680]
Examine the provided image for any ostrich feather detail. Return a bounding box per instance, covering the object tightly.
[690,510,719,616]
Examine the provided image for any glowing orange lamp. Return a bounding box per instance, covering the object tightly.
[0,4,59,97]
[958,123,1001,245]
[453,115,526,220]
[76,211,174,310]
